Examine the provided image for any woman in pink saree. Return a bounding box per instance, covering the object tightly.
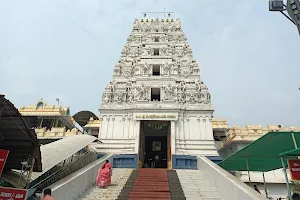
[96,160,112,188]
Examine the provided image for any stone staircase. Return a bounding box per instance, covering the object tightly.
[77,168,225,200]
[77,168,133,200]
[176,169,224,200]
[117,169,185,200]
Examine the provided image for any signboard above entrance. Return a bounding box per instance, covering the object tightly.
[134,113,178,121]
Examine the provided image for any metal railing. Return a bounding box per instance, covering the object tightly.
[29,150,97,190]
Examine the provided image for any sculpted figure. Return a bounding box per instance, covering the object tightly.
[115,60,123,70]
[114,92,122,102]
[128,34,135,42]
[121,92,127,102]
[177,82,186,102]
[171,63,178,75]
[141,48,148,56]
[136,83,149,101]
[199,92,205,103]
[193,91,199,102]
[125,82,133,103]
[169,44,176,55]
[116,60,125,76]
[103,92,111,103]
[142,33,151,42]
[183,44,192,56]
[162,62,171,76]
[189,93,195,103]
[163,84,176,101]
[141,62,150,75]
[146,46,152,56]
[107,82,116,93]
[167,33,173,42]
[204,92,211,104]
[121,45,130,56]
[160,34,166,42]
[114,68,121,76]
[176,48,184,57]
[160,46,167,56]
[175,19,181,30]
[133,18,139,30]
[176,59,182,68]
[130,47,138,57]
[128,90,134,103]
[195,80,201,92]
[122,66,132,77]
[177,32,186,42]
[194,80,201,102]
[151,35,156,42]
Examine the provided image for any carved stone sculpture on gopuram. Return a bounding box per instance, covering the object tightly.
[100,17,213,111]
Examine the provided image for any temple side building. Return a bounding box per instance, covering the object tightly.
[219,124,300,158]
[219,124,300,199]
[19,99,83,144]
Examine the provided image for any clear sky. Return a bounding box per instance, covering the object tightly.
[0,0,299,126]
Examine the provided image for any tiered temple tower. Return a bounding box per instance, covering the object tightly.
[97,13,218,168]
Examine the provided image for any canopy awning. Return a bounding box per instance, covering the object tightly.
[0,95,42,172]
[30,134,97,181]
[218,131,300,172]
[280,147,300,157]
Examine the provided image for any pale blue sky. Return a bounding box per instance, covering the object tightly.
[0,0,299,126]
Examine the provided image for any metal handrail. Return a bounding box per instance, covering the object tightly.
[29,150,97,190]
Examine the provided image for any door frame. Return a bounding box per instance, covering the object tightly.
[138,120,172,169]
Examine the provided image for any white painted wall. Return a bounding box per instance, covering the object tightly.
[49,154,113,200]
[197,156,268,200]
[235,170,289,199]
[252,183,288,199]
[97,111,218,156]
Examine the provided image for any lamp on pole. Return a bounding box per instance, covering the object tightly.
[56,98,61,107]
[269,0,300,36]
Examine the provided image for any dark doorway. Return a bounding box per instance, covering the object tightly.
[139,121,170,169]
[144,136,167,168]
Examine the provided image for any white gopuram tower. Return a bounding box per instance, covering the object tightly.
[98,13,218,168]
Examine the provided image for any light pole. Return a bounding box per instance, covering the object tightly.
[269,0,300,36]
[56,98,61,107]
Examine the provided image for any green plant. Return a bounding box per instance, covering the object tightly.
[291,180,300,194]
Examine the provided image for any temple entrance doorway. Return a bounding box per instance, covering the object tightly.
[139,120,171,169]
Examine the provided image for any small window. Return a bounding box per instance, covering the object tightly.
[154,37,159,42]
[151,88,160,101]
[152,65,160,76]
[154,49,159,56]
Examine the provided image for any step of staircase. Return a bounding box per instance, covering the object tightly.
[176,169,225,200]
[128,169,171,200]
[117,169,186,200]
[77,168,133,200]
